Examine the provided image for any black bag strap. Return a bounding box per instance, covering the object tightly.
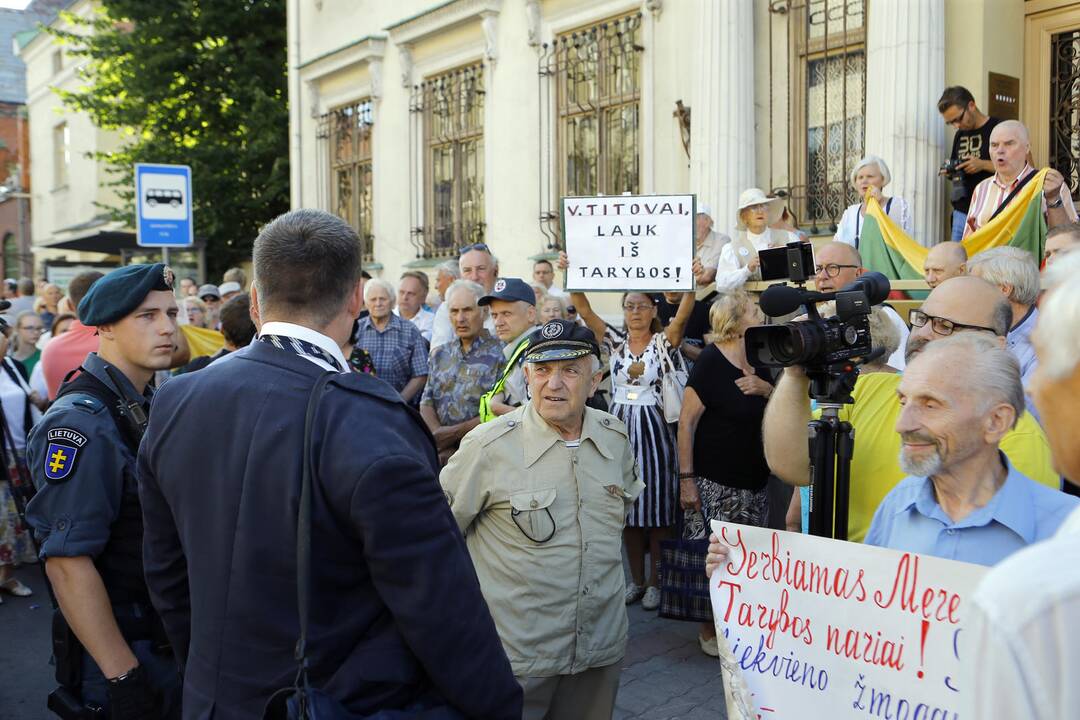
[988,169,1038,223]
[56,369,141,454]
[293,372,334,693]
[0,358,32,436]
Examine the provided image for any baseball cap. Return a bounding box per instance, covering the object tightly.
[478,277,536,307]
[198,284,221,300]
[219,281,242,295]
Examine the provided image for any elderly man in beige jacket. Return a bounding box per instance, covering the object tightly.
[441,319,643,720]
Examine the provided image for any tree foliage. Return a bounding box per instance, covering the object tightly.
[50,0,289,275]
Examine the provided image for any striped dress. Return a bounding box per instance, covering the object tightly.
[603,326,680,528]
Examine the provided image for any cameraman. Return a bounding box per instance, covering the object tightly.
[761,275,1060,543]
[813,242,909,370]
[938,86,1000,241]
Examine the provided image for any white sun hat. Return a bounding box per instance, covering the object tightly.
[735,188,784,230]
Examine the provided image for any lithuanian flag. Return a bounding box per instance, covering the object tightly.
[859,168,1049,284]
[179,323,225,358]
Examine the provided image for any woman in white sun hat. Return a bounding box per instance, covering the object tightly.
[834,155,913,248]
[712,188,801,293]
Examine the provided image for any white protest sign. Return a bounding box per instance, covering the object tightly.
[709,521,988,720]
[562,194,695,292]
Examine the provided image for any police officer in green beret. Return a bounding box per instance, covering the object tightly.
[25,263,181,719]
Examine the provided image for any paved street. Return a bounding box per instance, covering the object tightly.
[0,565,728,719]
[618,601,728,720]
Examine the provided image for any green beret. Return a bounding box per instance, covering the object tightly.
[78,263,175,326]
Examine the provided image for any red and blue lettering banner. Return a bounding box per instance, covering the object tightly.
[710,521,988,720]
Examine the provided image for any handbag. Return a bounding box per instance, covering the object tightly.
[654,334,688,424]
[264,373,463,720]
[658,508,713,623]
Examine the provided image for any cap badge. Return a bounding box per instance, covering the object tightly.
[541,322,564,339]
[494,279,507,292]
[163,265,175,289]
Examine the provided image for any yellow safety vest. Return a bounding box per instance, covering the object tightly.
[478,337,531,423]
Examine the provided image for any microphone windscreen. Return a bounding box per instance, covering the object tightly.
[758,284,806,318]
[843,272,892,306]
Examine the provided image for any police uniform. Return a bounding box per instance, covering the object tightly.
[442,320,644,720]
[478,278,539,422]
[25,263,181,718]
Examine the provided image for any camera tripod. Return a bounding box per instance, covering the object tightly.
[803,364,866,541]
[806,403,855,540]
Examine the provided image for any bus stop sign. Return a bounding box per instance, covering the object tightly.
[135,163,193,247]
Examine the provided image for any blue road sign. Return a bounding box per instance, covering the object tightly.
[135,163,193,247]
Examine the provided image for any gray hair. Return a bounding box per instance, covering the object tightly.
[444,279,484,306]
[915,333,1024,428]
[849,155,892,188]
[992,119,1031,146]
[967,246,1041,307]
[867,307,900,361]
[1035,250,1080,379]
[253,209,363,327]
[1047,221,1080,244]
[437,260,461,279]
[363,277,396,309]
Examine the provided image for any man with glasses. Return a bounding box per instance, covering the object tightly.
[938,86,1000,241]
[812,242,909,370]
[441,319,642,720]
[763,275,1060,543]
[430,243,499,351]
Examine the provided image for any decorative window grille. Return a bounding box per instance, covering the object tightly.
[538,13,643,249]
[318,100,375,262]
[768,0,866,233]
[1050,29,1080,200]
[409,63,485,259]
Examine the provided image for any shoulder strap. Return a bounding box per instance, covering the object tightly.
[0,359,32,436]
[988,170,1038,223]
[55,370,139,454]
[294,371,334,689]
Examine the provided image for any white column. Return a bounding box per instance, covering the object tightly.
[688,0,755,234]
[864,0,946,247]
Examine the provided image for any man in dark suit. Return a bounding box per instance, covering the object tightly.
[138,209,522,719]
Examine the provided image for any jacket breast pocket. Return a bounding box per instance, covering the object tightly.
[508,487,557,544]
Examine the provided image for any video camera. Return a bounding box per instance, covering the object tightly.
[744,242,890,404]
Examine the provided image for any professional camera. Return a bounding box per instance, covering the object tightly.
[940,158,965,182]
[941,158,971,203]
[744,271,890,404]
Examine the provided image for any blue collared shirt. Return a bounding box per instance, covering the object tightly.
[865,453,1078,566]
[1007,305,1040,422]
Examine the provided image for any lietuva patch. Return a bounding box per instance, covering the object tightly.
[43,427,88,483]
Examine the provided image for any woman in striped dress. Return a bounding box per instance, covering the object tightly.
[562,254,694,610]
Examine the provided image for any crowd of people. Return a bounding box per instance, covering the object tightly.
[0,82,1078,720]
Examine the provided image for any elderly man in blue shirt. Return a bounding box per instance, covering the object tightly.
[966,246,1041,422]
[864,332,1076,565]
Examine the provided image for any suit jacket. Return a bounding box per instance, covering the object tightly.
[138,341,522,719]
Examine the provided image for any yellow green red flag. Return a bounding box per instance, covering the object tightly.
[859,168,1049,282]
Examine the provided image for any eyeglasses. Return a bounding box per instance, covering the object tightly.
[908,309,1000,336]
[944,106,968,127]
[458,242,491,256]
[814,263,859,278]
[623,302,654,312]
